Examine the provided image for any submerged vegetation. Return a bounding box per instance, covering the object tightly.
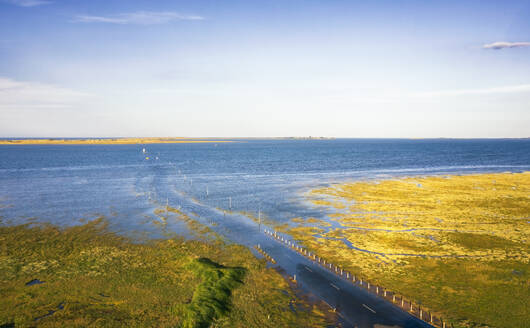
[285,172,530,328]
[0,215,333,327]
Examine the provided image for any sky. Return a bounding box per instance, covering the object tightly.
[0,0,529,138]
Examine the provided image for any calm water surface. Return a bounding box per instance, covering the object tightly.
[1,139,528,232]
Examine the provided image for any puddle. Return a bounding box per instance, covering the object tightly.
[34,302,65,321]
[288,300,297,313]
[25,279,45,286]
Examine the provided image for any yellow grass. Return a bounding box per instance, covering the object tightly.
[286,172,530,328]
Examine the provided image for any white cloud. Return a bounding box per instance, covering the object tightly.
[73,11,204,25]
[1,0,51,7]
[0,77,90,110]
[411,84,530,97]
[483,41,530,50]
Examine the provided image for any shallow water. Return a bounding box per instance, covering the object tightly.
[1,139,529,231]
[1,139,529,327]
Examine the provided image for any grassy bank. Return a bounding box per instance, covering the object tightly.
[283,172,530,328]
[0,218,333,327]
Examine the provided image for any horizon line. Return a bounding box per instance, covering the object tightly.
[1,137,529,140]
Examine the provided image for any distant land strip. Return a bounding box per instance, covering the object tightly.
[0,138,233,145]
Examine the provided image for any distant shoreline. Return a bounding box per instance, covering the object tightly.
[0,138,233,145]
[1,137,527,145]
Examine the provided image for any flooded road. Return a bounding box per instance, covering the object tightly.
[156,180,432,328]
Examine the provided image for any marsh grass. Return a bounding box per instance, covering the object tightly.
[287,172,530,328]
[447,232,520,250]
[180,258,245,328]
[0,217,332,327]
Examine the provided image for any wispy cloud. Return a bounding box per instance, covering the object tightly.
[1,0,51,7]
[483,41,530,50]
[0,77,89,110]
[73,11,204,25]
[411,84,530,97]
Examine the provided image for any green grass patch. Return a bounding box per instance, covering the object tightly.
[447,232,520,250]
[179,258,245,328]
[0,219,333,327]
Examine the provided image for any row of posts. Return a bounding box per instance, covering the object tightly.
[254,244,276,264]
[263,228,450,328]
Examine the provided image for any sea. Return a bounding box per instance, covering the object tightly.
[1,138,529,237]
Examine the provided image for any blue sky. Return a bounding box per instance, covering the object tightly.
[1,0,529,137]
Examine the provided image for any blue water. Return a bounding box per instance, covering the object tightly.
[1,138,529,328]
[1,139,529,233]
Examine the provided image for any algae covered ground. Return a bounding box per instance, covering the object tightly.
[0,214,333,327]
[284,172,530,328]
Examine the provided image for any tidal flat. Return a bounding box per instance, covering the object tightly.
[0,216,334,327]
[283,172,530,328]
